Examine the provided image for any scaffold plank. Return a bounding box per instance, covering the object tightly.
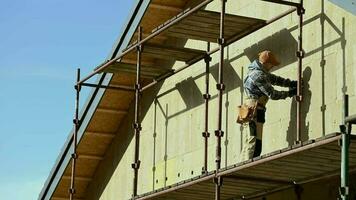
[136,133,356,200]
[164,10,266,43]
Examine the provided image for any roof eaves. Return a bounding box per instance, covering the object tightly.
[38,0,151,199]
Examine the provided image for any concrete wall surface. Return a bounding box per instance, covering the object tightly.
[85,0,356,199]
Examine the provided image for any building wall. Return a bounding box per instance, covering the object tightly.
[85,1,356,199]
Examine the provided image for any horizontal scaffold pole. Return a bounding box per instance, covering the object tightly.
[262,0,302,8]
[81,83,135,92]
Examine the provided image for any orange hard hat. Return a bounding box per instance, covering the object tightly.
[258,50,280,66]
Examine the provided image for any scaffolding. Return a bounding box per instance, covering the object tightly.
[66,0,356,200]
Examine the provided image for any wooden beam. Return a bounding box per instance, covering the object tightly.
[150,3,183,12]
[52,197,84,200]
[85,131,116,139]
[96,107,128,115]
[62,175,92,182]
[79,154,104,160]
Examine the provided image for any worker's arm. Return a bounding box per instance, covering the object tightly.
[268,73,297,88]
[254,75,295,100]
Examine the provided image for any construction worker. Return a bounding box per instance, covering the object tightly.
[239,50,298,162]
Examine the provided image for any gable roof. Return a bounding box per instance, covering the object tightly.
[38,1,150,199]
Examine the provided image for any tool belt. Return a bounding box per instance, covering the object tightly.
[236,102,257,124]
[236,96,268,125]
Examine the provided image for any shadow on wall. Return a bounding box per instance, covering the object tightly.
[286,67,312,145]
[159,60,242,120]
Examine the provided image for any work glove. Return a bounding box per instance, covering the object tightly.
[290,80,298,88]
[288,87,297,97]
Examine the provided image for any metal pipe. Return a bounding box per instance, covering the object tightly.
[296,1,304,144]
[215,0,226,200]
[132,27,143,198]
[202,42,211,174]
[81,83,135,92]
[262,0,301,7]
[69,68,80,200]
[341,94,350,200]
[345,114,356,124]
[140,7,297,92]
[77,0,214,85]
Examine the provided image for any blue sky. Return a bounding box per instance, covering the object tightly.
[0,0,133,199]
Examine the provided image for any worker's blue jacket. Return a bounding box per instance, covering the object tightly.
[244,60,296,100]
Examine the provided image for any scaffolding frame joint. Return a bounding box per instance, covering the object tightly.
[217,38,225,45]
[339,186,349,196]
[297,5,305,16]
[71,153,78,159]
[216,83,226,91]
[214,176,223,186]
[132,160,141,169]
[133,123,142,131]
[215,130,224,137]
[202,131,211,138]
[69,188,76,194]
[203,94,211,100]
[204,54,212,63]
[296,50,305,58]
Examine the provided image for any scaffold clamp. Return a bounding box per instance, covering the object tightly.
[131,160,141,169]
[69,188,76,194]
[339,186,349,196]
[204,55,212,63]
[217,38,225,45]
[71,153,78,159]
[202,131,210,138]
[203,94,211,100]
[213,177,223,186]
[297,6,305,15]
[133,123,142,131]
[216,83,225,91]
[215,130,224,137]
[296,50,305,58]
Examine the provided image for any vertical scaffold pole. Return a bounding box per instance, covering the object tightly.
[202,42,211,174]
[132,26,143,198]
[69,68,80,200]
[215,0,226,199]
[340,94,350,200]
[296,1,305,144]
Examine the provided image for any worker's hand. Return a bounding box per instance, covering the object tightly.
[290,80,298,88]
[288,87,297,97]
